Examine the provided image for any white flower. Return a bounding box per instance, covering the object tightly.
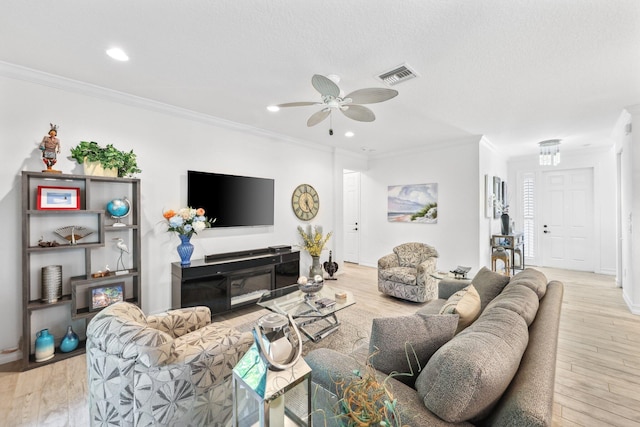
[192,221,206,233]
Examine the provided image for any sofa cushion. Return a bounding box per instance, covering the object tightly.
[471,267,511,311]
[416,307,529,423]
[369,314,458,387]
[378,266,417,286]
[484,283,540,326]
[506,268,548,299]
[439,285,481,333]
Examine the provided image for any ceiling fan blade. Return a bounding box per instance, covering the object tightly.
[312,74,340,98]
[276,101,321,107]
[307,109,331,127]
[344,88,398,104]
[341,105,375,122]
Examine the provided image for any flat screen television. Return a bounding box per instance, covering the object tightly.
[187,170,275,227]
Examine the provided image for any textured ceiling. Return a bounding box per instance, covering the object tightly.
[1,1,639,157]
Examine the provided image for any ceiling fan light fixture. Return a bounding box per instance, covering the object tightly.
[266,105,280,112]
[345,131,354,137]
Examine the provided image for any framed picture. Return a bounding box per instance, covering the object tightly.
[387,183,438,223]
[493,177,502,219]
[37,186,80,210]
[89,283,124,312]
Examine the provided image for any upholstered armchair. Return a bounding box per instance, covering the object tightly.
[377,242,439,302]
[86,302,253,426]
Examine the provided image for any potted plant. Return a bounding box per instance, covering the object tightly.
[69,141,141,177]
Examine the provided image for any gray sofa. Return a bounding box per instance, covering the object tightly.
[305,267,564,426]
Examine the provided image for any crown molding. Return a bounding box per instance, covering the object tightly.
[0,60,331,153]
[369,135,482,160]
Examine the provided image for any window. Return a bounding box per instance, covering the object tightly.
[523,173,535,258]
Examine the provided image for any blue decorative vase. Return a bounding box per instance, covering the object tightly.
[60,325,79,353]
[35,329,55,362]
[177,234,194,266]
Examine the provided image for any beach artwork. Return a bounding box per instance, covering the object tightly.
[388,183,438,223]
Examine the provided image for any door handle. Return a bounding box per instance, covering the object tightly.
[543,230,550,234]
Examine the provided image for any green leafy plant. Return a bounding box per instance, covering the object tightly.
[69,141,141,177]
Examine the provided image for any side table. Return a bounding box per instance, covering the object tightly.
[490,233,524,275]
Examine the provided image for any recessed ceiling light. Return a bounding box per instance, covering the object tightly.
[106,47,129,61]
[345,131,354,137]
[267,105,280,112]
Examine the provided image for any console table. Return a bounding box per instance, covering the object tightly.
[490,233,524,275]
[171,247,299,315]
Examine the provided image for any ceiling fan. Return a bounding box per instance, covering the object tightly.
[275,75,398,131]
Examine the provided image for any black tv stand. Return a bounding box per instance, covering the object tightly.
[172,246,299,315]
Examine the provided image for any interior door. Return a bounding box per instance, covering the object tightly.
[343,171,360,263]
[540,168,594,271]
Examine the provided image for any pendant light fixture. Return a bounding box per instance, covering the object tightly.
[539,139,561,166]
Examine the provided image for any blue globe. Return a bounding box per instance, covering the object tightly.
[107,198,130,219]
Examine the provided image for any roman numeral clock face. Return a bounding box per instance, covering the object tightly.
[291,184,319,221]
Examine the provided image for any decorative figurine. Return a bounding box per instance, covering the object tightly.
[39,123,61,173]
[114,238,129,273]
[323,250,339,280]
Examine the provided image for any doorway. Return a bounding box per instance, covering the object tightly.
[540,168,594,271]
[343,170,360,263]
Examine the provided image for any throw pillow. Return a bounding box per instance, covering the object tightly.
[369,314,458,387]
[471,266,511,311]
[439,285,481,333]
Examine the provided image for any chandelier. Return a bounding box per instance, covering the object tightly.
[539,139,561,166]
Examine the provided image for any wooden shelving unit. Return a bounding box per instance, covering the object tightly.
[21,171,141,370]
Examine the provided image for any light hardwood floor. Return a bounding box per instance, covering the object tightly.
[0,264,638,426]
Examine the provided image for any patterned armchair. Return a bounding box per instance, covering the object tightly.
[86,302,253,427]
[378,242,439,302]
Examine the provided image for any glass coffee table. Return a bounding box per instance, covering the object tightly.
[257,284,355,342]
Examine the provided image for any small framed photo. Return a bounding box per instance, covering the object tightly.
[89,283,124,312]
[37,186,80,210]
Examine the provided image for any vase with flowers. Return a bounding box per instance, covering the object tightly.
[163,207,214,265]
[297,225,332,277]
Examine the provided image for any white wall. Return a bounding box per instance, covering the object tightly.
[357,137,485,273]
[0,70,343,362]
[479,137,509,266]
[614,106,639,314]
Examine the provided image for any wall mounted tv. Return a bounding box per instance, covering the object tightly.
[187,170,275,227]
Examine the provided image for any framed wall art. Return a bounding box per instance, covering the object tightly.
[37,186,80,210]
[89,283,124,312]
[387,183,438,223]
[493,177,502,219]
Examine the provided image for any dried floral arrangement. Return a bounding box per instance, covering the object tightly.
[333,357,406,427]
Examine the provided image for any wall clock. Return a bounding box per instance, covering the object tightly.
[292,184,319,221]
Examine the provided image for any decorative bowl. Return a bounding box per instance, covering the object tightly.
[299,279,324,299]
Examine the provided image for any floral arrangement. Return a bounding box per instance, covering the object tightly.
[162,207,214,237]
[297,225,332,257]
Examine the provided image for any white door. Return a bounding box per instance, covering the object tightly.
[541,168,594,271]
[343,171,360,263]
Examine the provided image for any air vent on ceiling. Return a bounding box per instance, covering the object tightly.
[376,63,419,86]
